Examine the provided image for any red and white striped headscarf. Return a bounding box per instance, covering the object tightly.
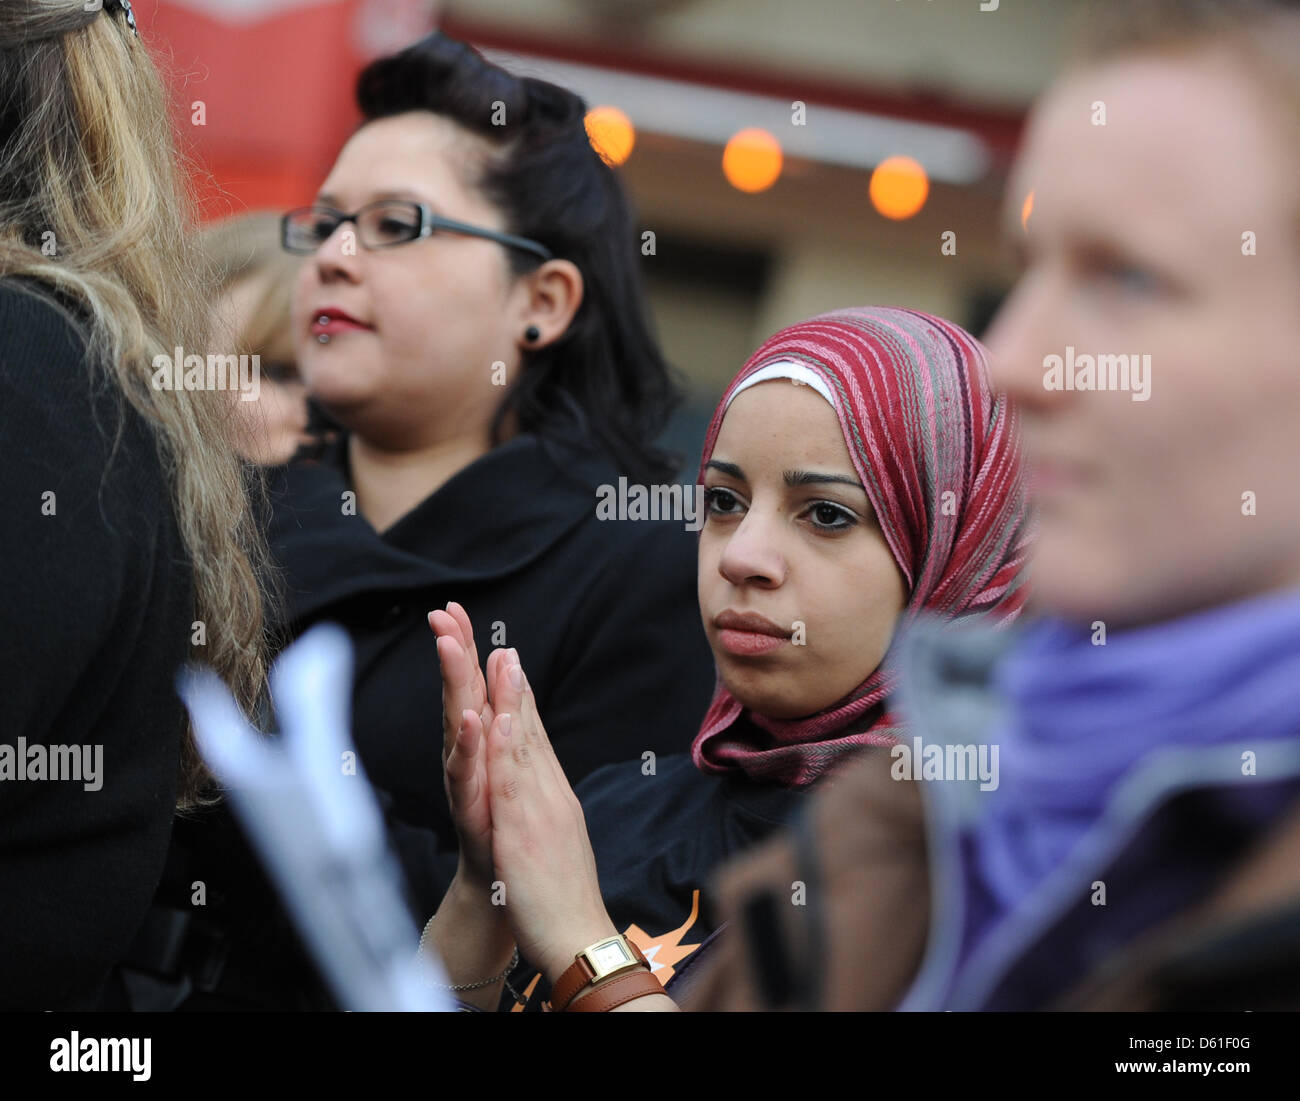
[691,307,1031,788]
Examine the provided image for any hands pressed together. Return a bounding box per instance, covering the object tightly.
[426,603,674,1011]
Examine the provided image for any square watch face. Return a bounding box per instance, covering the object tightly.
[588,940,633,974]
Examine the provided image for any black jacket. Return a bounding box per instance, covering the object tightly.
[136,429,715,1009]
[264,431,716,919]
[502,749,807,1010]
[0,280,192,1010]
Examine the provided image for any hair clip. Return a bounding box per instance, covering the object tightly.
[105,0,140,39]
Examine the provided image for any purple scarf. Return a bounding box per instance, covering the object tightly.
[972,587,1300,915]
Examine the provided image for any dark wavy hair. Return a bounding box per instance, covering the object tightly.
[356,32,683,485]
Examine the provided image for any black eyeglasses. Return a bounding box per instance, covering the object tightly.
[281,200,553,261]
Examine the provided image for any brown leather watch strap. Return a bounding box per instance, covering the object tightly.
[567,968,665,1012]
[551,956,597,1013]
[551,937,650,1012]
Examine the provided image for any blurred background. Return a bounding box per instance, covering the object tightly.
[139,0,1079,457]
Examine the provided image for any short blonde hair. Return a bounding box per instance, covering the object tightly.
[1068,1,1300,181]
[199,212,302,361]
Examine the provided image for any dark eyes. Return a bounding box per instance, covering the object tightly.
[808,502,854,530]
[304,214,341,242]
[298,208,419,244]
[374,216,419,241]
[703,487,857,531]
[704,486,743,515]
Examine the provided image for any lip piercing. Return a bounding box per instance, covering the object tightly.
[317,334,331,344]
[317,315,331,344]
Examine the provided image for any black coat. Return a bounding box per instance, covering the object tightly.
[502,750,807,1010]
[0,280,192,1010]
[263,431,717,921]
[125,429,716,1010]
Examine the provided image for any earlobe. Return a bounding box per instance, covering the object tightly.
[524,259,584,348]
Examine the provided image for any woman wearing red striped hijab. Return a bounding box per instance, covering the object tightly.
[422,306,1030,1011]
[692,306,1030,789]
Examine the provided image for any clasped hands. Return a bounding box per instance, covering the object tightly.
[427,602,618,992]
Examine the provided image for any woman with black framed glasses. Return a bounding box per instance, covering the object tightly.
[281,199,555,262]
[144,30,715,1010]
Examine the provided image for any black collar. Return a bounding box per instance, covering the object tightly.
[266,432,615,625]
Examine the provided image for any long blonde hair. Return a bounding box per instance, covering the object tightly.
[0,3,269,809]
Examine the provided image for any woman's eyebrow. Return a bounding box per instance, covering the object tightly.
[313,189,431,207]
[705,459,745,480]
[371,188,431,204]
[784,469,864,491]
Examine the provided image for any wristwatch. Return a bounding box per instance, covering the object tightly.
[551,934,652,1012]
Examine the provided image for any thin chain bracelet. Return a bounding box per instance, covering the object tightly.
[419,913,521,992]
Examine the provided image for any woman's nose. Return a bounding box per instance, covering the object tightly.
[312,223,362,282]
[717,508,787,589]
